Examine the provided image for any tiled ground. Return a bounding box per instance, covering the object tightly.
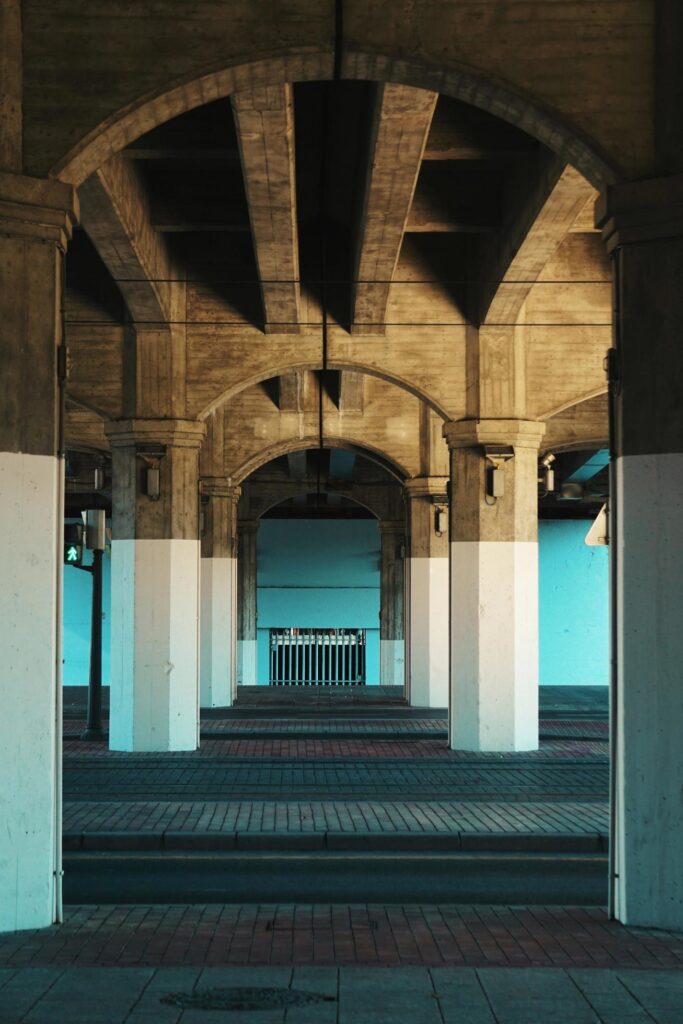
[1,905,682,970]
[4,964,683,1024]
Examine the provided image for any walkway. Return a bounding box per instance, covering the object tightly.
[62,686,609,851]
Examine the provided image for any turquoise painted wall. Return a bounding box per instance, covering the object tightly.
[60,517,608,689]
[256,519,381,684]
[63,548,112,686]
[538,519,609,685]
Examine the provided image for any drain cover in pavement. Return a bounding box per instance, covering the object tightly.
[160,987,336,1011]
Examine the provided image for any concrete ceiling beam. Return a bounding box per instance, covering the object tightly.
[278,371,307,412]
[479,152,595,327]
[78,153,173,326]
[351,84,437,334]
[232,84,301,334]
[339,371,364,413]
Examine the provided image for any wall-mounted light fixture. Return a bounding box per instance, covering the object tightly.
[483,444,515,500]
[145,466,160,500]
[540,453,555,493]
[137,449,164,501]
[434,505,448,536]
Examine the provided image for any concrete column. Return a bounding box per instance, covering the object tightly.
[379,519,406,686]
[106,418,205,751]
[405,478,449,707]
[598,176,683,931]
[200,481,240,708]
[237,519,258,684]
[0,172,78,931]
[443,419,544,752]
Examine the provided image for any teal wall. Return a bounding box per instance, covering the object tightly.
[63,548,112,686]
[256,519,381,684]
[61,517,608,689]
[539,519,609,685]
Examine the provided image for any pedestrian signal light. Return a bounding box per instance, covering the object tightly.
[64,523,83,565]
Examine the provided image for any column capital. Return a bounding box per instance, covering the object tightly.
[0,171,79,250]
[201,478,241,502]
[404,476,449,500]
[596,173,683,253]
[238,518,260,534]
[379,519,406,536]
[443,418,545,451]
[105,418,206,449]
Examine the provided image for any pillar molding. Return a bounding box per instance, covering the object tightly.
[105,417,206,752]
[199,481,241,708]
[443,417,544,752]
[0,173,78,933]
[443,418,546,451]
[237,518,259,685]
[597,174,683,931]
[379,519,405,688]
[405,477,449,708]
[404,475,449,500]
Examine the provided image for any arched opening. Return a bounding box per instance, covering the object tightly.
[55,57,614,922]
[234,448,407,696]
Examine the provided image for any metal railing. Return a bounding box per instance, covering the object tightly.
[269,628,366,686]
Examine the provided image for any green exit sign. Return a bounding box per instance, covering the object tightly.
[64,524,83,565]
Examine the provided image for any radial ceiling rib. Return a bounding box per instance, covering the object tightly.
[480,154,596,326]
[351,84,438,334]
[78,153,173,325]
[232,84,301,334]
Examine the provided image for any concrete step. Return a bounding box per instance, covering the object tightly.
[63,829,608,854]
[63,848,608,905]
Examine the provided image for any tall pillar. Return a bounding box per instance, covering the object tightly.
[405,478,449,707]
[200,481,240,707]
[237,519,258,685]
[106,418,205,751]
[444,419,544,751]
[379,520,405,686]
[598,176,683,930]
[0,172,78,931]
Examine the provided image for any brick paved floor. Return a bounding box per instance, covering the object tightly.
[63,799,608,839]
[63,757,608,802]
[63,735,608,757]
[62,698,610,843]
[1,905,681,970]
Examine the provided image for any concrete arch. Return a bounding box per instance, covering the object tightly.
[233,436,409,485]
[538,385,609,423]
[52,50,618,188]
[256,490,384,523]
[198,361,449,422]
[542,391,609,456]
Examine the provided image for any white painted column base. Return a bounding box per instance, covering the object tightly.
[614,453,683,930]
[110,539,200,751]
[380,639,405,687]
[450,540,539,752]
[409,556,449,707]
[238,640,257,685]
[200,557,236,708]
[0,452,60,932]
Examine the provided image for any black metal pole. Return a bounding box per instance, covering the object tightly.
[81,548,104,740]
